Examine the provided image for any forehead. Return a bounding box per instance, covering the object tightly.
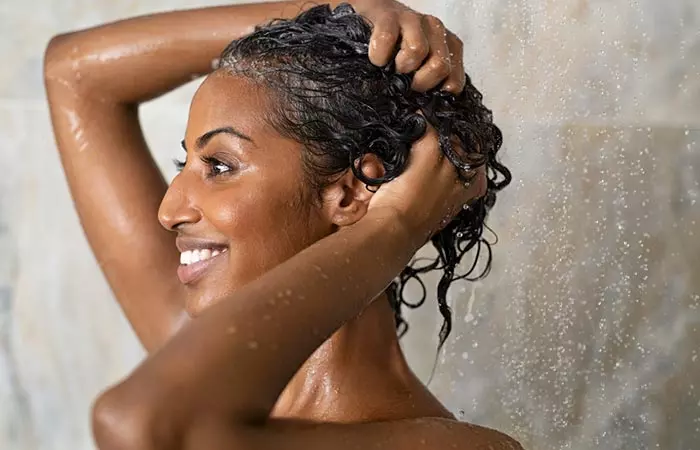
[186,72,274,145]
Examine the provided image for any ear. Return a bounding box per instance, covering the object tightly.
[320,154,386,228]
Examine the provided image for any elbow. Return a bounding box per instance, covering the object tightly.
[91,383,175,450]
[92,383,256,450]
[43,32,95,94]
[43,33,76,85]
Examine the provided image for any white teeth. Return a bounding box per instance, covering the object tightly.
[179,248,226,265]
[180,252,191,265]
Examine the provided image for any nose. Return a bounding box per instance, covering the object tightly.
[158,173,202,231]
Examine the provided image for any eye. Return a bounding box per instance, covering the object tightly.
[201,156,235,177]
[173,158,186,172]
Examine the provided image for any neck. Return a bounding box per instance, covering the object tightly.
[272,292,418,421]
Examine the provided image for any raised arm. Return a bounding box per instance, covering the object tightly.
[91,123,498,450]
[43,1,346,351]
[43,0,465,353]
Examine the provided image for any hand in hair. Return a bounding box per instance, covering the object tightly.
[350,0,466,93]
[367,122,486,245]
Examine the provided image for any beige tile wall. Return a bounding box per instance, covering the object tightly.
[1,1,698,449]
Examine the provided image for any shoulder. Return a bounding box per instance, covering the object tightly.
[410,417,525,450]
[175,414,526,450]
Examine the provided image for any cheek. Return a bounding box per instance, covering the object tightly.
[205,185,317,265]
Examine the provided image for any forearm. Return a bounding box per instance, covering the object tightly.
[44,0,343,104]
[43,1,345,352]
[113,210,421,432]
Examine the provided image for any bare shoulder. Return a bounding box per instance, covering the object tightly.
[410,417,525,450]
[183,414,525,450]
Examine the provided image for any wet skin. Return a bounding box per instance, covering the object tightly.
[44,0,522,448]
[159,72,329,316]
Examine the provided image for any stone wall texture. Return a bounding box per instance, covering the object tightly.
[1,0,698,449]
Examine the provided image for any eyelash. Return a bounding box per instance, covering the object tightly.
[173,156,236,178]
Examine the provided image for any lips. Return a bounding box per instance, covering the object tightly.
[176,248,227,285]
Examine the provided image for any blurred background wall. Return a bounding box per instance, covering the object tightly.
[1,0,698,449]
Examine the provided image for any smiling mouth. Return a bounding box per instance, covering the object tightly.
[177,248,228,285]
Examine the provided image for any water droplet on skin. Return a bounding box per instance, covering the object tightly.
[247,341,259,350]
[226,326,237,334]
[263,315,271,321]
[285,289,292,296]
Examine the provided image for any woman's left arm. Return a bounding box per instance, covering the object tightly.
[92,122,484,450]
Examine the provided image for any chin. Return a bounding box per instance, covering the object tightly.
[185,295,217,318]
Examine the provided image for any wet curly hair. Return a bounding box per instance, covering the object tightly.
[218,3,511,352]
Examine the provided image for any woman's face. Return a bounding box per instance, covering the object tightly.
[158,72,331,316]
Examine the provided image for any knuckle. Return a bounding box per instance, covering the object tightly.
[404,41,429,58]
[429,58,452,76]
[374,30,398,44]
[424,15,445,30]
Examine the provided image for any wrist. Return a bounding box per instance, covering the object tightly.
[362,207,427,254]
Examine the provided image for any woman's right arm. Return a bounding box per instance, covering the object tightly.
[43,0,464,353]
[42,1,346,352]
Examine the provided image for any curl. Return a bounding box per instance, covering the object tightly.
[219,3,511,351]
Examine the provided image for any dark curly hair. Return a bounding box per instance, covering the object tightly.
[218,3,511,353]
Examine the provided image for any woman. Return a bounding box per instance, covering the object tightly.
[44,0,520,448]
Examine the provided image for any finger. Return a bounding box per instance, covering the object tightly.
[368,15,401,67]
[411,15,451,92]
[441,34,466,94]
[409,120,443,170]
[394,13,430,74]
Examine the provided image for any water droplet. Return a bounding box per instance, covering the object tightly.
[247,341,259,350]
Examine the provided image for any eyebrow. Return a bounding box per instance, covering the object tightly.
[181,126,254,152]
